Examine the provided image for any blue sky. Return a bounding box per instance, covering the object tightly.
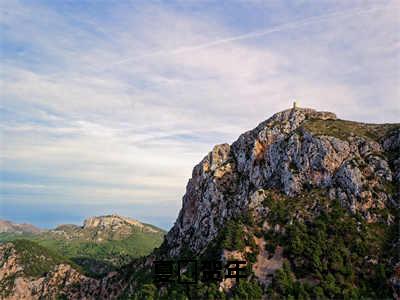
[0,0,399,230]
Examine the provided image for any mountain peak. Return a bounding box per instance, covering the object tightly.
[276,106,337,120]
[165,109,399,258]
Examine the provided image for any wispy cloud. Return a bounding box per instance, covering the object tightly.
[99,3,395,71]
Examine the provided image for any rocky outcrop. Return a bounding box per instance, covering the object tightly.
[49,214,163,242]
[8,264,100,300]
[83,215,160,233]
[0,242,125,300]
[165,107,399,257]
[383,129,400,189]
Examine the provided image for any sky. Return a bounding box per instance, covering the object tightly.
[0,0,399,230]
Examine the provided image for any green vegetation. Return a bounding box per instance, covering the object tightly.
[38,231,163,261]
[201,212,258,264]
[265,191,396,299]
[128,186,397,299]
[0,227,165,276]
[128,213,263,300]
[129,272,263,300]
[221,219,246,251]
[262,189,328,227]
[302,118,399,141]
[12,239,72,277]
[231,280,263,300]
[125,260,227,300]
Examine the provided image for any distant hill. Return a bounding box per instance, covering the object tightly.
[0,220,43,234]
[0,215,165,276]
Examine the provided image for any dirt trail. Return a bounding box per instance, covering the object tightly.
[253,237,283,285]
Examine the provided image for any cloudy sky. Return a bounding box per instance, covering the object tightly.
[0,0,399,229]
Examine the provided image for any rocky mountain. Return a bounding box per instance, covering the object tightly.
[164,108,398,259]
[147,107,400,299]
[0,220,42,234]
[1,107,399,299]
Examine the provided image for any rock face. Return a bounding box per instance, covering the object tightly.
[165,107,399,257]
[0,241,125,300]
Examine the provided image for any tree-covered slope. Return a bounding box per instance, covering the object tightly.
[127,190,397,299]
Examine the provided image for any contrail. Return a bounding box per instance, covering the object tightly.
[98,5,392,71]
